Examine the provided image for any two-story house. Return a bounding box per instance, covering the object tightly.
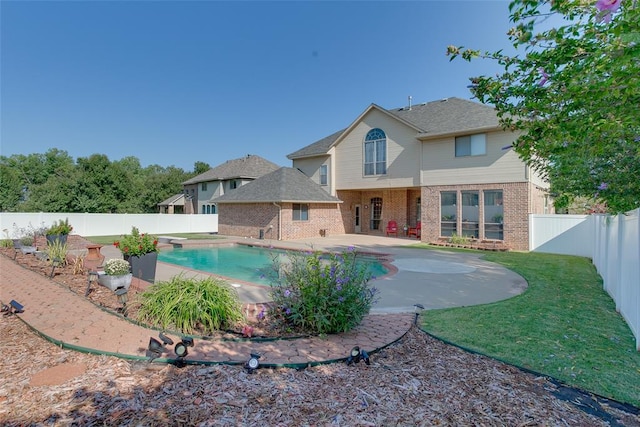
[213,97,550,250]
[180,154,280,215]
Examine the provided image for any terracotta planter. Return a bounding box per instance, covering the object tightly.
[98,273,133,292]
[46,234,68,246]
[126,252,158,283]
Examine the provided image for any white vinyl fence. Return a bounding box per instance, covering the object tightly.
[0,212,218,238]
[531,210,640,350]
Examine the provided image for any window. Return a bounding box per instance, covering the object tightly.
[206,205,210,214]
[201,182,207,191]
[364,128,387,175]
[455,134,486,157]
[461,191,479,238]
[440,191,457,236]
[320,164,328,186]
[293,203,309,221]
[484,190,504,240]
[370,197,383,230]
[230,180,238,189]
[202,205,206,214]
[416,197,421,224]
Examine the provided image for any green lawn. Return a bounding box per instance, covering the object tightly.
[417,247,640,407]
[85,233,222,245]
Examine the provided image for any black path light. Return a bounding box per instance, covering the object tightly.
[174,336,194,358]
[173,336,194,368]
[245,352,261,373]
[85,270,99,297]
[346,346,370,366]
[49,257,63,278]
[2,300,24,316]
[114,288,129,316]
[147,337,163,360]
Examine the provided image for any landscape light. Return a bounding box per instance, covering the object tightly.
[147,337,163,360]
[85,270,99,297]
[9,300,24,314]
[346,346,370,366]
[174,336,194,359]
[245,353,261,373]
[115,288,128,316]
[49,257,62,278]
[159,332,174,346]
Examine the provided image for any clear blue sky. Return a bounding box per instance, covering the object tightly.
[1,1,514,171]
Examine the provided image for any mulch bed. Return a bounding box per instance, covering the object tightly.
[1,235,280,338]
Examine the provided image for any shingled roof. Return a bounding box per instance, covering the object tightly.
[287,97,501,159]
[182,154,280,185]
[390,97,501,138]
[213,167,342,204]
[157,193,185,207]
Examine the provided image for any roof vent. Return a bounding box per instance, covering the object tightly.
[408,95,412,111]
[441,98,449,102]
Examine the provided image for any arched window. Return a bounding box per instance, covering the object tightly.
[364,128,387,176]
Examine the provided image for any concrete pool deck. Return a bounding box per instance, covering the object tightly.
[144,234,528,313]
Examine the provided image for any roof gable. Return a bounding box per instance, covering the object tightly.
[157,193,185,206]
[287,97,501,159]
[182,154,280,185]
[213,167,341,204]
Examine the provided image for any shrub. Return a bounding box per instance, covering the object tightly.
[266,247,379,335]
[0,239,13,248]
[45,241,68,266]
[104,259,131,276]
[20,236,34,246]
[137,274,243,334]
[449,233,471,245]
[47,218,73,235]
[113,226,159,257]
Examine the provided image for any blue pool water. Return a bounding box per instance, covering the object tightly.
[158,245,387,286]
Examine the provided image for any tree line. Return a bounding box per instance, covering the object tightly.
[0,149,210,213]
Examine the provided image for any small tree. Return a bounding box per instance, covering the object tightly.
[447,0,639,213]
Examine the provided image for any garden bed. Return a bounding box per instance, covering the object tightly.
[0,236,283,339]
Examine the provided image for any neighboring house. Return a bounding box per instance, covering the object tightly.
[181,154,280,215]
[285,97,550,250]
[213,167,342,240]
[157,194,186,214]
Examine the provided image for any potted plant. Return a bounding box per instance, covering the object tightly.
[18,235,37,254]
[98,258,133,291]
[114,226,159,283]
[46,218,73,246]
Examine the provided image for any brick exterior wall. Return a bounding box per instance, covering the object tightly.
[218,185,546,250]
[218,202,344,240]
[337,189,421,235]
[422,182,548,251]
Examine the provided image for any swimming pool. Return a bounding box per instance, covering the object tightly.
[158,245,388,286]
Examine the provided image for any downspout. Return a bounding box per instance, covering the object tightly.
[273,202,281,240]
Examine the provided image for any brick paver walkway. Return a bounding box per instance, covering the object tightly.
[0,255,412,367]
